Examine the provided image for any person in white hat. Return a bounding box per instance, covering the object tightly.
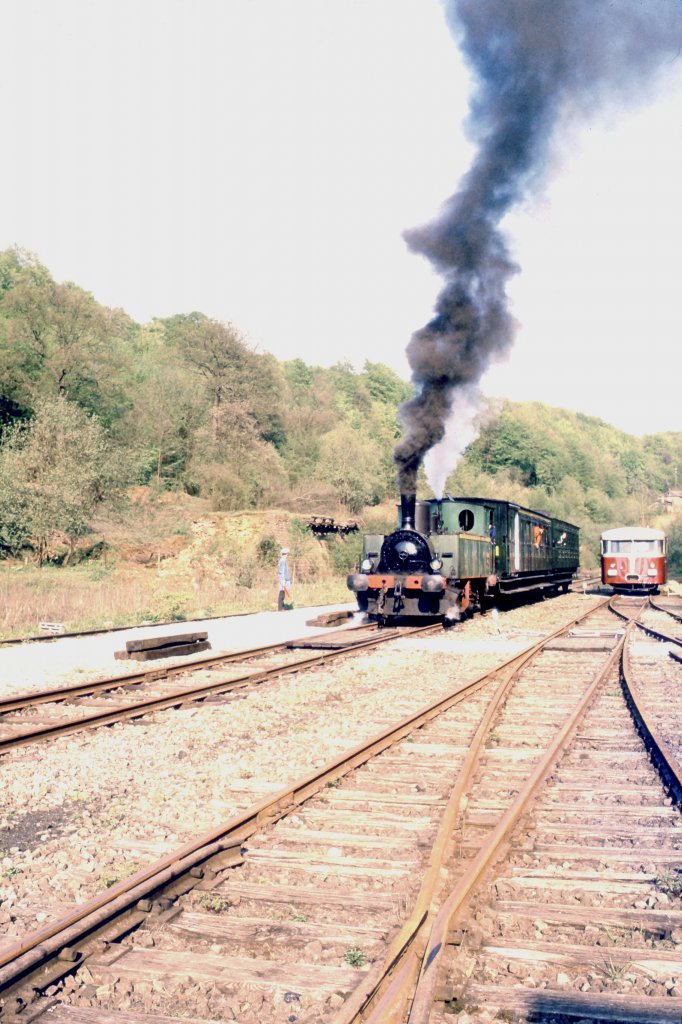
[277,547,292,611]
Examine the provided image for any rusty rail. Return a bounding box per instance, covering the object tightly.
[621,629,682,807]
[0,622,374,715]
[0,604,608,999]
[338,598,626,1022]
[0,623,418,755]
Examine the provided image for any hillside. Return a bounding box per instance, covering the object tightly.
[1,246,681,590]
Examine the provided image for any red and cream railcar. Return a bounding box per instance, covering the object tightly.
[600,526,667,593]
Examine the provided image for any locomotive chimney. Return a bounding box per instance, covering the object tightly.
[401,493,416,531]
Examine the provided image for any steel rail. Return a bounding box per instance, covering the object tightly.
[621,630,682,807]
[649,595,682,624]
[0,621,375,715]
[403,629,629,1024]
[0,603,608,994]
[333,641,535,1024]
[0,625,434,756]
[608,595,649,622]
[634,618,682,649]
[344,601,627,1023]
[610,594,682,648]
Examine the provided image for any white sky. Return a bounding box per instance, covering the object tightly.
[1,0,681,437]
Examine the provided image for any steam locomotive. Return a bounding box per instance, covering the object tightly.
[347,494,580,623]
[600,526,667,593]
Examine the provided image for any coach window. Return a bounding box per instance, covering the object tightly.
[458,509,474,531]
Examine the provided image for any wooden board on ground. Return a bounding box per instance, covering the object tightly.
[171,911,386,945]
[125,631,208,652]
[450,983,682,1024]
[94,947,366,995]
[40,1008,225,1023]
[115,632,210,661]
[222,879,396,911]
[482,937,682,975]
[492,898,682,931]
[305,610,355,627]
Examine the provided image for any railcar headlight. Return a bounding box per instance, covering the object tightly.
[430,558,443,572]
[361,558,373,573]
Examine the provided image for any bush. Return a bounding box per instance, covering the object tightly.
[256,535,279,565]
[326,535,363,575]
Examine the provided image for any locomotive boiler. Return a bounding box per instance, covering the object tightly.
[347,494,580,623]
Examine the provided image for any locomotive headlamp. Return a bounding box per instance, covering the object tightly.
[430,558,443,572]
[361,558,373,573]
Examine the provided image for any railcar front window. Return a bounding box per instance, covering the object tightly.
[605,539,664,555]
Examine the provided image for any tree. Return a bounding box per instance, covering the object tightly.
[0,255,134,427]
[317,424,384,514]
[362,361,412,406]
[0,398,125,564]
[122,355,205,486]
[163,315,251,440]
[667,514,682,579]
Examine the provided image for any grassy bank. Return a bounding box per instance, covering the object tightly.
[0,562,352,640]
[0,494,396,640]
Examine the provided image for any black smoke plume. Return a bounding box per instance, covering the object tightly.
[395,0,682,495]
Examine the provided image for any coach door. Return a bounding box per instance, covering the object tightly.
[514,512,521,571]
[508,508,520,572]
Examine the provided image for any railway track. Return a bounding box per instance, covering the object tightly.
[649,594,682,625]
[0,622,436,755]
[1,594,680,1023]
[0,583,605,757]
[0,599,615,1017]
[357,599,682,1022]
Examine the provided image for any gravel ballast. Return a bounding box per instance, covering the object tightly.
[0,593,602,952]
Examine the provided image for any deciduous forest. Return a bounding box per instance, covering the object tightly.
[1,246,681,578]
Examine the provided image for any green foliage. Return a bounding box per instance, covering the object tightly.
[655,868,682,897]
[325,535,363,575]
[0,254,134,428]
[447,400,682,572]
[196,892,231,913]
[317,423,386,514]
[257,535,280,565]
[362,360,412,406]
[0,248,680,570]
[343,946,367,967]
[0,397,126,564]
[667,515,682,578]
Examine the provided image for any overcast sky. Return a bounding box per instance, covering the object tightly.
[2,0,680,438]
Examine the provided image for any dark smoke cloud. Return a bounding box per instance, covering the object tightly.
[395,0,682,495]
